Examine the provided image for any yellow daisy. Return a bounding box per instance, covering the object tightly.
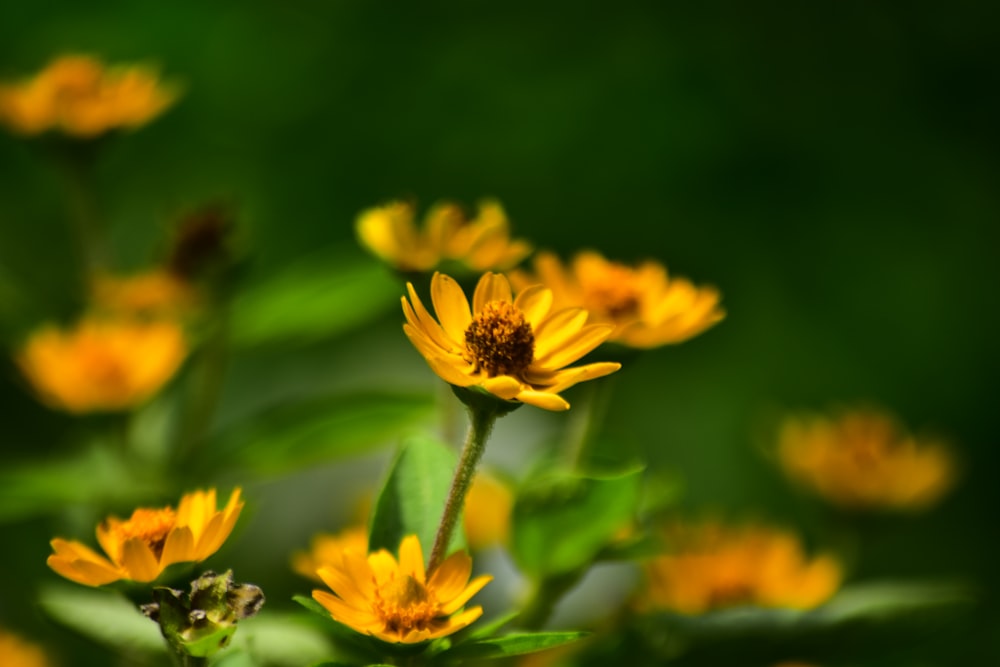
[312,534,491,644]
[402,272,621,411]
[0,54,180,137]
[292,525,369,582]
[641,520,841,614]
[509,250,724,349]
[16,315,187,414]
[48,488,243,587]
[776,408,957,511]
[357,199,531,273]
[0,629,52,667]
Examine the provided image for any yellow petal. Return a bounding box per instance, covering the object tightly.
[532,308,589,361]
[398,535,426,583]
[515,390,570,411]
[472,273,513,313]
[313,590,381,628]
[317,565,372,609]
[159,526,195,567]
[533,323,615,369]
[430,274,473,344]
[405,283,455,350]
[480,375,523,400]
[121,537,161,582]
[542,362,621,394]
[47,554,123,586]
[513,285,553,330]
[428,551,472,602]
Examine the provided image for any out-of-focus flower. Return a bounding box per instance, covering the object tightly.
[640,520,841,614]
[16,316,187,413]
[464,471,513,549]
[91,270,197,318]
[0,54,180,137]
[356,199,531,273]
[312,534,491,644]
[48,488,243,586]
[403,272,621,411]
[510,250,724,349]
[0,629,52,667]
[291,525,369,581]
[776,408,957,511]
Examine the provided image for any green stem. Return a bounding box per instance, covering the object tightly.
[427,401,499,574]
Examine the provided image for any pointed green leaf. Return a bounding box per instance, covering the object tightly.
[512,467,644,576]
[442,631,587,660]
[38,584,165,654]
[368,436,463,557]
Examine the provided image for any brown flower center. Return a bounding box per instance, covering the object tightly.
[464,301,535,377]
[581,264,641,319]
[115,507,177,559]
[373,573,441,636]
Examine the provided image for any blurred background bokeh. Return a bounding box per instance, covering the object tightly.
[1,1,997,665]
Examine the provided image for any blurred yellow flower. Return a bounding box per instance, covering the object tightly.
[403,272,621,411]
[0,54,180,137]
[510,250,724,349]
[291,525,369,581]
[91,270,197,318]
[464,471,513,549]
[641,521,842,614]
[357,199,531,273]
[48,488,243,586]
[0,629,51,667]
[776,408,957,511]
[312,534,491,644]
[16,316,187,413]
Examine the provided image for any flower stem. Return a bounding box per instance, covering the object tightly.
[427,399,499,574]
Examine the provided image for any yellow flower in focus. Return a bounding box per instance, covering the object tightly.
[641,521,841,614]
[464,471,513,549]
[0,54,180,137]
[0,629,52,667]
[291,525,369,581]
[91,270,197,317]
[403,272,621,411]
[776,408,957,511]
[48,488,243,586]
[357,199,531,273]
[312,534,491,644]
[509,250,724,349]
[16,316,187,413]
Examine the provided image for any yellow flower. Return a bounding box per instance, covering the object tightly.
[509,250,724,349]
[312,534,491,644]
[403,272,621,411]
[464,471,513,549]
[0,54,179,137]
[48,488,243,586]
[16,315,187,413]
[0,629,52,667]
[776,408,957,511]
[292,525,369,581]
[641,521,841,614]
[91,270,197,318]
[357,199,531,273]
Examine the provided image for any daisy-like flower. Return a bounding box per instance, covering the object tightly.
[0,54,180,137]
[0,629,52,667]
[403,272,621,411]
[312,534,491,644]
[292,525,369,582]
[48,488,243,586]
[91,270,197,318]
[509,250,724,349]
[641,520,841,614]
[16,315,187,413]
[776,408,957,511]
[357,199,531,273]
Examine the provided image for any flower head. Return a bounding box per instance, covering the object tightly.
[509,250,724,349]
[312,534,491,644]
[0,629,52,667]
[292,525,369,581]
[48,488,243,586]
[640,520,841,614]
[403,272,621,411]
[776,408,957,511]
[16,315,187,413]
[357,200,531,273]
[0,54,180,137]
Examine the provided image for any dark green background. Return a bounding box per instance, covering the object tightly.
[1,1,997,664]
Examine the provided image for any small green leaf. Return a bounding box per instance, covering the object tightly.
[229,247,398,348]
[368,436,463,557]
[38,584,165,654]
[292,594,331,619]
[512,467,643,576]
[461,611,520,641]
[442,631,587,660]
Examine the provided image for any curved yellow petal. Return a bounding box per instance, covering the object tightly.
[317,565,372,609]
[159,526,195,568]
[121,537,161,582]
[515,390,570,411]
[533,323,614,369]
[427,550,472,603]
[398,535,426,583]
[472,272,513,313]
[430,273,473,343]
[532,308,589,360]
[513,284,553,330]
[480,375,524,400]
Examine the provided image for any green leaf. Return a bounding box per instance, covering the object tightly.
[228,612,336,667]
[512,466,643,576]
[229,247,398,348]
[368,435,463,557]
[461,611,520,641]
[442,631,587,661]
[292,594,331,619]
[37,584,165,654]
[208,392,435,475]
